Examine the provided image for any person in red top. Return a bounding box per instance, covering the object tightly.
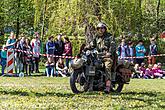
[63,36,72,68]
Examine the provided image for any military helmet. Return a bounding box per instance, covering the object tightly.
[96,22,107,30]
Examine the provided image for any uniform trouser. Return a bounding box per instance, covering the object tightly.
[104,58,113,81]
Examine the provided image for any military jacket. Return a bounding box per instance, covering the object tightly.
[92,33,116,54]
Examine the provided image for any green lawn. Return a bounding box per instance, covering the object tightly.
[0,77,165,110]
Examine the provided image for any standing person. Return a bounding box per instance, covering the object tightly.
[6,31,16,49]
[15,37,23,75]
[6,32,16,74]
[0,45,7,75]
[135,40,146,66]
[46,36,56,58]
[148,38,158,65]
[25,38,33,76]
[19,36,27,74]
[117,39,129,63]
[31,32,41,73]
[128,41,134,63]
[56,34,64,56]
[63,37,72,68]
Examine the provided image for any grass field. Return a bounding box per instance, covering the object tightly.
[0,76,165,110]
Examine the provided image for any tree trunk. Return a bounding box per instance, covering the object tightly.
[138,0,142,33]
[41,0,47,41]
[156,0,161,31]
[16,0,20,38]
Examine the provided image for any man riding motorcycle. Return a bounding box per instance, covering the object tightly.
[90,22,116,93]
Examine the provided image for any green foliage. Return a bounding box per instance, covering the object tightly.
[1,0,165,38]
[1,0,34,36]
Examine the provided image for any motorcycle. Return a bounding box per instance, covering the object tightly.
[70,49,133,94]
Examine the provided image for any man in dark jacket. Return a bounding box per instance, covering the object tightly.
[56,34,64,56]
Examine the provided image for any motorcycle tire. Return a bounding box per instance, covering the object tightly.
[70,71,88,94]
[110,83,124,93]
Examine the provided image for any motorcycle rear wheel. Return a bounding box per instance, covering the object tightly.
[70,71,88,94]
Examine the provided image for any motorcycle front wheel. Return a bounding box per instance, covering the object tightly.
[70,71,88,94]
[110,83,124,93]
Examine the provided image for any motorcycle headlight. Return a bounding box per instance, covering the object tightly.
[71,58,84,69]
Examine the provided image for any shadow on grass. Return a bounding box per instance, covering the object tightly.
[112,91,165,109]
[0,89,75,98]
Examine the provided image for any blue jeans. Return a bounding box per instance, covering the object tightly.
[66,58,71,68]
[1,65,6,75]
[1,58,6,75]
[46,66,54,77]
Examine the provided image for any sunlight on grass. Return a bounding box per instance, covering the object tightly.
[0,77,165,110]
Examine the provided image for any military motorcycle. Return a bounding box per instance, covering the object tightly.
[70,49,133,94]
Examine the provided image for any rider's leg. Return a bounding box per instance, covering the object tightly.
[104,58,113,93]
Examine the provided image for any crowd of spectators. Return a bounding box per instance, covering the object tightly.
[117,37,165,79]
[0,32,81,77]
[0,31,164,78]
[133,63,165,79]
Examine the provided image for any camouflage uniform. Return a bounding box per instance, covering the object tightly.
[92,32,116,81]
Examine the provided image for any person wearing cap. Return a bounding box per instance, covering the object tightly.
[92,22,116,93]
[148,37,158,65]
[135,40,146,66]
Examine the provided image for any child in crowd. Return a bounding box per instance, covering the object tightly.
[144,64,154,79]
[45,57,54,77]
[153,63,165,78]
[132,64,141,78]
[139,62,146,77]
[0,45,7,75]
[56,58,68,77]
[157,63,165,73]
[135,40,146,66]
